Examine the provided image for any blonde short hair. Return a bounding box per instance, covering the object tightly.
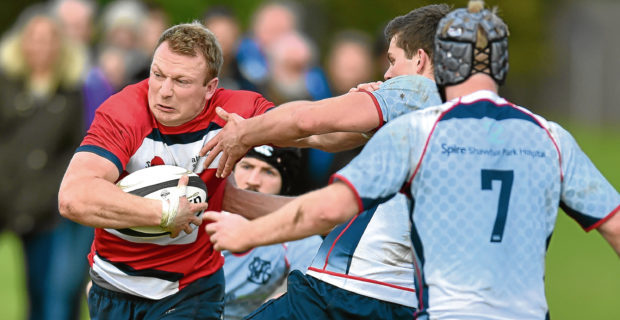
[156,21,223,85]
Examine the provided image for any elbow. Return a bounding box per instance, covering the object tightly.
[310,197,352,229]
[313,184,360,227]
[58,191,74,219]
[317,207,349,226]
[58,187,83,222]
[294,185,359,235]
[309,205,352,237]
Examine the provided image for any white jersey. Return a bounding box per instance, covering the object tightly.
[335,90,620,319]
[307,75,441,308]
[307,193,417,307]
[223,237,322,320]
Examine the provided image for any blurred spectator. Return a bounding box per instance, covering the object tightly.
[99,0,147,84]
[204,5,244,90]
[83,45,128,126]
[51,0,96,46]
[325,30,375,173]
[82,0,151,128]
[264,31,331,104]
[235,1,300,91]
[83,2,168,128]
[133,3,170,81]
[326,30,375,95]
[51,0,96,79]
[372,24,390,81]
[97,46,129,91]
[0,5,88,320]
[263,31,333,194]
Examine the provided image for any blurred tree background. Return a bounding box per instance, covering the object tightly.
[0,1,618,319]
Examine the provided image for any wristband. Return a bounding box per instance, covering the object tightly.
[160,185,186,229]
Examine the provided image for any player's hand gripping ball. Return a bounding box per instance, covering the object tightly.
[116,165,207,237]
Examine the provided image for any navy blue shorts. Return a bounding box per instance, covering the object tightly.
[245,270,415,320]
[88,268,225,320]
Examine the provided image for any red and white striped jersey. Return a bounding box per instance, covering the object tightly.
[78,80,273,299]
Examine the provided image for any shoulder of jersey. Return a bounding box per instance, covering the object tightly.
[97,81,150,120]
[210,88,273,122]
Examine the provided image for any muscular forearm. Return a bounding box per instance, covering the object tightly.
[240,93,380,148]
[58,153,162,229]
[222,177,294,219]
[59,176,162,228]
[239,101,317,147]
[206,183,360,252]
[242,193,333,247]
[289,132,370,152]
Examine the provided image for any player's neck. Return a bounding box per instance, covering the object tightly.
[445,74,498,100]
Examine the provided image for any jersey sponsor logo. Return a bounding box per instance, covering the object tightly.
[440,143,546,159]
[247,257,272,284]
[190,155,201,166]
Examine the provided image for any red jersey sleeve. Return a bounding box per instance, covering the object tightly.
[251,94,276,116]
[79,81,152,174]
[209,89,275,127]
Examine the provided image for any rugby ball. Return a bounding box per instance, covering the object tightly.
[115,165,208,237]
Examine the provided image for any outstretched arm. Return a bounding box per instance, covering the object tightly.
[221,176,295,220]
[283,131,372,153]
[200,91,380,178]
[205,181,359,252]
[278,81,385,152]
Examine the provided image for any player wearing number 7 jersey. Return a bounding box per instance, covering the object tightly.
[332,2,620,318]
[204,1,620,319]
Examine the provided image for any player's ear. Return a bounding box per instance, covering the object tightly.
[204,77,219,101]
[416,48,429,74]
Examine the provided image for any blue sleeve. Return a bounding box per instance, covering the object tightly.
[371,75,441,123]
[552,123,620,230]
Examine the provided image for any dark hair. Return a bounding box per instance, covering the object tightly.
[384,4,451,60]
[244,145,302,195]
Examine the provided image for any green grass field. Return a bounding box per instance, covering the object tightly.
[545,123,620,319]
[0,123,618,320]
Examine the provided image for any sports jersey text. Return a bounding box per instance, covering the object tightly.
[441,143,546,159]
